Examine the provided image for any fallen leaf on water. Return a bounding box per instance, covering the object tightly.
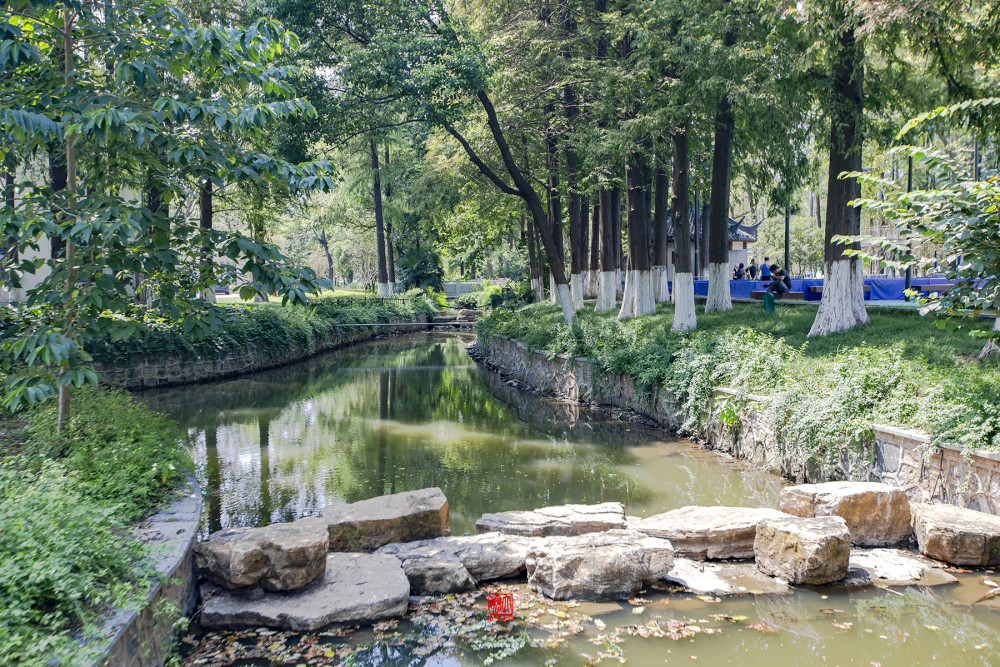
[975,644,988,650]
[696,595,722,603]
[924,624,940,631]
[832,622,853,629]
[632,606,646,615]
[594,619,607,630]
[748,623,778,634]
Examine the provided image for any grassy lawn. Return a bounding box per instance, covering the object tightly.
[478,301,1000,454]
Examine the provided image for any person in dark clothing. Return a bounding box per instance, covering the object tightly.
[747,259,758,280]
[733,262,745,280]
[766,264,792,294]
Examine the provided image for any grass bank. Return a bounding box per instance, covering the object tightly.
[87,289,437,363]
[0,388,191,666]
[478,302,1000,460]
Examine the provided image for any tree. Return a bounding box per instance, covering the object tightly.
[0,0,331,425]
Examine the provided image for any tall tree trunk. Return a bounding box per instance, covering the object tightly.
[595,188,617,310]
[383,144,396,292]
[706,92,735,312]
[561,3,585,308]
[544,106,563,304]
[809,21,868,337]
[612,185,623,298]
[49,145,67,259]
[671,130,696,331]
[199,179,217,304]
[588,200,600,296]
[57,9,77,432]
[317,228,334,283]
[619,149,655,319]
[370,137,391,296]
[652,157,670,302]
[454,90,574,320]
[525,211,542,300]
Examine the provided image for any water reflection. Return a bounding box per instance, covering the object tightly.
[139,333,782,536]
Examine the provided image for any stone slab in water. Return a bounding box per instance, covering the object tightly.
[633,506,788,560]
[524,529,674,601]
[200,553,409,631]
[377,532,539,582]
[475,502,627,537]
[403,558,475,595]
[664,557,789,596]
[912,502,1000,566]
[754,515,850,585]
[780,481,911,546]
[321,487,450,552]
[193,517,328,592]
[843,548,959,588]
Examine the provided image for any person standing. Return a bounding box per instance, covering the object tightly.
[747,259,758,280]
[760,257,771,280]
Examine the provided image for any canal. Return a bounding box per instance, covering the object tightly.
[140,332,1000,666]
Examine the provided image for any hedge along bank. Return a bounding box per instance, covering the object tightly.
[84,292,437,389]
[474,303,1000,504]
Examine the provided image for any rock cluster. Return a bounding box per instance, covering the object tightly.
[476,502,626,537]
[321,487,450,552]
[193,482,999,633]
[780,481,911,546]
[633,506,785,560]
[193,517,329,592]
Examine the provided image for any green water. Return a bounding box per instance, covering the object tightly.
[142,333,1000,667]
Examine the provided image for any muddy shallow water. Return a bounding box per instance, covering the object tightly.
[140,333,1000,666]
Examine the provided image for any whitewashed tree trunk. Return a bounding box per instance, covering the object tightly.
[979,318,1000,359]
[585,270,599,298]
[531,277,545,302]
[705,262,732,312]
[617,269,636,320]
[555,282,575,324]
[634,269,656,316]
[808,259,869,336]
[201,289,217,304]
[616,268,624,299]
[595,271,617,312]
[571,273,585,308]
[653,265,669,303]
[671,272,697,331]
[550,272,557,303]
[377,282,393,296]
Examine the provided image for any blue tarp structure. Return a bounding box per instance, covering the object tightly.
[668,275,951,301]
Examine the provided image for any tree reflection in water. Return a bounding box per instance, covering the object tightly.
[140,333,781,537]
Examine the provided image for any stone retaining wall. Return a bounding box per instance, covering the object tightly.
[478,334,1000,515]
[97,317,429,389]
[93,476,202,667]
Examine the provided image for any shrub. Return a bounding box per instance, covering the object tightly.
[454,292,479,309]
[0,463,159,666]
[22,387,191,521]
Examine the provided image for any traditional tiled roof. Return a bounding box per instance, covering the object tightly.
[666,215,759,243]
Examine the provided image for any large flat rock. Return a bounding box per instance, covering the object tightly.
[754,515,850,585]
[321,488,450,552]
[663,558,789,596]
[193,517,328,592]
[476,502,627,537]
[377,532,539,582]
[633,506,788,560]
[525,529,674,601]
[200,553,409,631]
[912,502,1000,566]
[402,558,475,595]
[845,548,958,588]
[780,482,911,546]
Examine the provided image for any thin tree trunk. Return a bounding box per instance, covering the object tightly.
[652,157,670,302]
[588,200,600,297]
[619,149,655,319]
[809,21,868,337]
[561,3,585,308]
[57,9,76,432]
[544,107,563,304]
[199,179,217,304]
[384,144,396,292]
[370,137,391,296]
[525,211,541,300]
[317,228,334,283]
[706,91,735,312]
[671,130,696,331]
[595,188,617,310]
[612,185,623,298]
